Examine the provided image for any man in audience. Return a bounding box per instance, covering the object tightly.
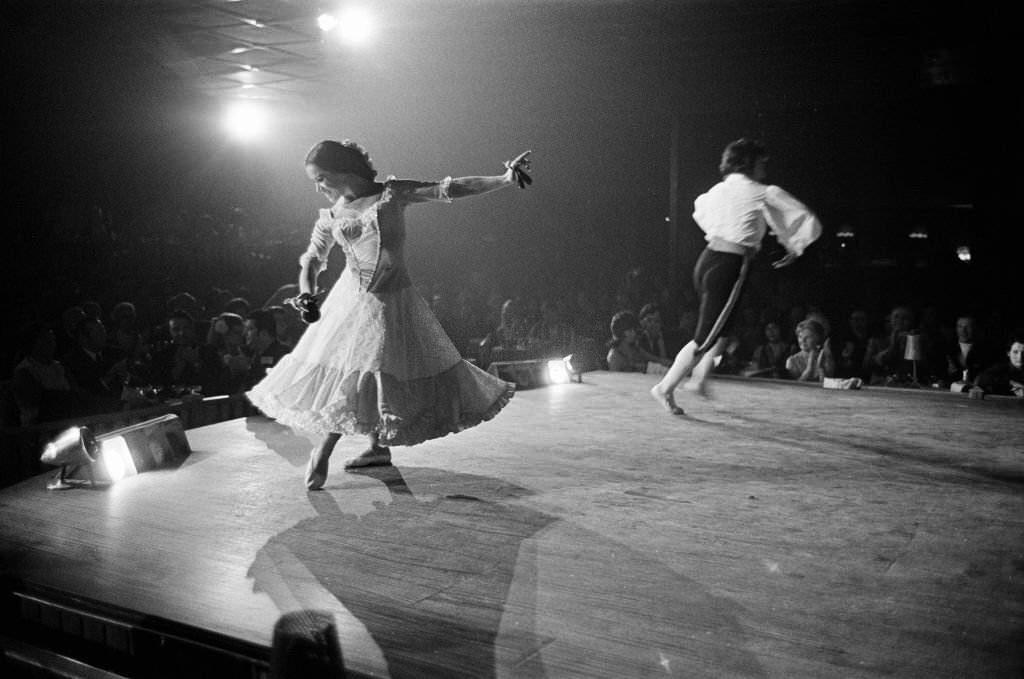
[942,314,1001,387]
[62,316,129,413]
[245,308,292,388]
[150,309,209,394]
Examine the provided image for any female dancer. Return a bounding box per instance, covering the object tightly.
[650,138,821,414]
[248,140,532,488]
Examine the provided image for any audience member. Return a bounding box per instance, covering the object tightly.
[528,297,578,358]
[865,305,920,385]
[10,322,74,425]
[976,332,1024,397]
[61,316,130,413]
[744,321,790,378]
[224,296,252,318]
[941,314,1001,387]
[150,309,211,394]
[479,298,532,366]
[835,309,873,380]
[56,305,86,358]
[205,312,250,395]
[785,319,835,382]
[637,303,671,362]
[245,309,292,388]
[606,310,647,372]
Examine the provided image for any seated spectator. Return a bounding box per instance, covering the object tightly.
[865,305,922,385]
[606,310,648,372]
[205,312,250,395]
[528,297,578,357]
[941,314,1002,387]
[835,309,873,380]
[224,296,251,318]
[11,322,75,425]
[744,321,790,378]
[244,309,292,388]
[55,305,86,358]
[150,309,217,395]
[637,303,672,362]
[976,332,1024,398]
[109,300,148,364]
[479,298,532,366]
[785,319,836,382]
[62,316,130,414]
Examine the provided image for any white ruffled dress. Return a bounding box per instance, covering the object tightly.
[247,178,514,445]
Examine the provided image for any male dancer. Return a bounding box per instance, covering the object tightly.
[651,139,821,414]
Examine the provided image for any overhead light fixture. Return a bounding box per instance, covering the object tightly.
[317,13,339,32]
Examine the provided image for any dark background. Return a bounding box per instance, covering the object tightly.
[2,0,1021,360]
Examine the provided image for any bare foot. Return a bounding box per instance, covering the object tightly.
[650,386,685,415]
[343,446,392,470]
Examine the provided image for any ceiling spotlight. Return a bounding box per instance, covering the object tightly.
[222,100,269,142]
[318,13,339,32]
[334,6,375,46]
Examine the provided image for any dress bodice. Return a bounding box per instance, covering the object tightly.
[306,185,411,293]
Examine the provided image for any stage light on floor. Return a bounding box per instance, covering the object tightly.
[40,426,98,490]
[41,415,192,489]
[97,435,137,483]
[547,359,571,385]
[488,356,583,389]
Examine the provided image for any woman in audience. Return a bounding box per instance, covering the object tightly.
[785,319,836,382]
[976,332,1024,397]
[606,310,649,372]
[247,139,530,489]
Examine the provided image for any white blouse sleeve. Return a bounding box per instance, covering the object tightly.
[763,185,822,257]
[298,216,334,272]
[384,177,453,204]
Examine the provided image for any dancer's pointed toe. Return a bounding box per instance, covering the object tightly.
[305,448,331,490]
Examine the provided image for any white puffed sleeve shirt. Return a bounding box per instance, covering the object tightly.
[692,173,822,256]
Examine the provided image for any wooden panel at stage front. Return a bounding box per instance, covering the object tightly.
[1,372,1022,678]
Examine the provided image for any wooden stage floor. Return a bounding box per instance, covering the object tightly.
[1,372,1023,678]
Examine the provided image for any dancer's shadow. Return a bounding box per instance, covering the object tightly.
[247,462,768,679]
[244,415,314,467]
[248,464,557,678]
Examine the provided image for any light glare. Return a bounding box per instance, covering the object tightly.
[335,6,375,46]
[99,436,136,482]
[222,101,269,142]
[318,13,338,32]
[547,360,571,385]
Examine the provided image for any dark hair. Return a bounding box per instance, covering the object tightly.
[610,310,640,341]
[247,309,277,337]
[638,303,660,321]
[168,309,194,325]
[719,138,768,177]
[305,139,377,181]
